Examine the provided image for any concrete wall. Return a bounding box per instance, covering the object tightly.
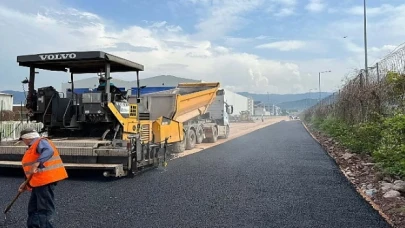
[0,93,13,111]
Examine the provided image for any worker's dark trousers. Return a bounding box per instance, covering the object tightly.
[27,183,56,228]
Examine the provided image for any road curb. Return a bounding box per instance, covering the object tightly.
[301,121,396,228]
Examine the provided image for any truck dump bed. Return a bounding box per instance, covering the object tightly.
[130,82,220,123]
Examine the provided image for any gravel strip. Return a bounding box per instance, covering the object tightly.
[0,121,391,227]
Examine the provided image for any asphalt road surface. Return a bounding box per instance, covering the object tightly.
[0,121,391,228]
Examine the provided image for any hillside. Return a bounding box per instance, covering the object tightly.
[237,92,332,104]
[1,90,26,104]
[276,98,318,110]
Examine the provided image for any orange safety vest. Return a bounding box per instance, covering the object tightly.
[21,137,68,187]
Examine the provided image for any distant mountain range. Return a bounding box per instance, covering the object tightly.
[1,90,27,105]
[237,92,332,104]
[2,90,332,111]
[277,98,319,110]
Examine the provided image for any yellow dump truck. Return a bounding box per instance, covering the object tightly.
[131,84,233,153]
[0,51,222,177]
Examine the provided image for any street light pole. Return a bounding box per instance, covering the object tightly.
[318,72,321,102]
[308,88,316,108]
[267,92,270,116]
[363,0,368,86]
[318,70,331,103]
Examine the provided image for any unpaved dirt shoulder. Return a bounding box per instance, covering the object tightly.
[170,117,288,160]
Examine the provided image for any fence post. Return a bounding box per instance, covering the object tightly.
[20,101,23,123]
[0,101,3,123]
[0,101,3,141]
[376,63,380,82]
[14,122,17,140]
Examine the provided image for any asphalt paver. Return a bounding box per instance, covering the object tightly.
[0,120,392,227]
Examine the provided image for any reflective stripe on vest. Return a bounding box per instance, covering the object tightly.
[21,138,68,187]
[22,155,61,167]
[24,162,65,175]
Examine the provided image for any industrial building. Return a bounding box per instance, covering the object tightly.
[223,89,254,115]
[0,93,13,111]
[61,75,254,116]
[253,101,282,116]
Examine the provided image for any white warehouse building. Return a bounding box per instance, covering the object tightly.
[0,93,13,111]
[223,89,254,115]
[61,75,254,116]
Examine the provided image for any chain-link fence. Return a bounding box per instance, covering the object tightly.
[304,43,405,124]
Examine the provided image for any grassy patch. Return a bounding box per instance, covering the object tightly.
[388,206,405,214]
[309,115,381,155]
[307,112,405,177]
[373,113,405,177]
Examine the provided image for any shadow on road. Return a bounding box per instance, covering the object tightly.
[0,167,121,183]
[0,165,164,183]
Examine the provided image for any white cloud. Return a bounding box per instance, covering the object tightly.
[371,45,399,53]
[0,2,305,94]
[266,0,297,17]
[305,0,325,12]
[341,38,398,66]
[255,40,307,51]
[1,1,404,96]
[342,38,396,56]
[346,4,396,16]
[255,35,268,40]
[223,37,252,46]
[325,3,405,67]
[187,0,264,40]
[149,21,168,28]
[275,8,295,17]
[265,0,296,17]
[270,0,297,6]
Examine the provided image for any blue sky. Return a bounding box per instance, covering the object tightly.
[0,0,404,94]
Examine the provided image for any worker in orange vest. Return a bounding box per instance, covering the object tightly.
[18,128,68,228]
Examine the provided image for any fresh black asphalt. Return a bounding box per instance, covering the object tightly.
[0,120,392,227]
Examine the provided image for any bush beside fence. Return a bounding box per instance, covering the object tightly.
[302,43,405,178]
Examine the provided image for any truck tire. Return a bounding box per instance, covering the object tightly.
[207,127,218,143]
[172,140,186,153]
[224,125,230,139]
[172,129,187,153]
[185,129,196,150]
[196,125,204,144]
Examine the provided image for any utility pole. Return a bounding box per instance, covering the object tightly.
[376,63,380,82]
[0,101,3,142]
[318,71,331,104]
[359,0,368,121]
[319,72,321,102]
[363,0,368,86]
[308,88,316,108]
[267,92,270,116]
[0,100,3,123]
